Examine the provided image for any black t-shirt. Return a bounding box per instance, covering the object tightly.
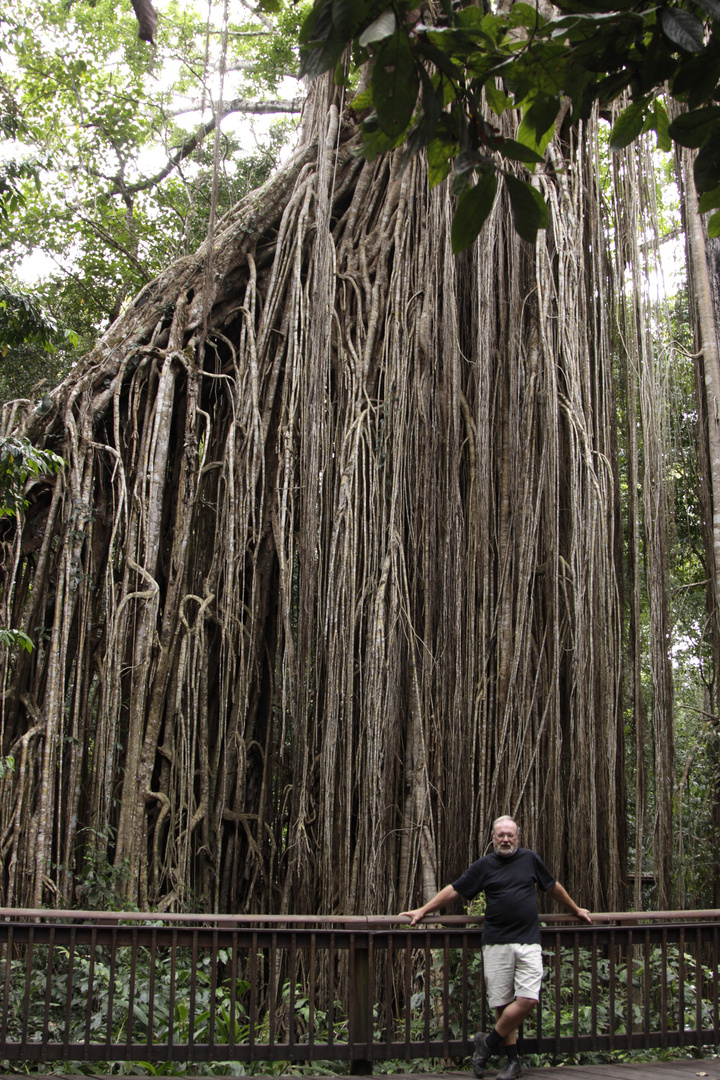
[452,847,556,945]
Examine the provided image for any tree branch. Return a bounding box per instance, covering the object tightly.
[120,98,303,196]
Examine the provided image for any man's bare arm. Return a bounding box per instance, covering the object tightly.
[547,882,592,923]
[400,884,461,926]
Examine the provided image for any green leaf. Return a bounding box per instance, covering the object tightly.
[484,78,510,116]
[660,7,705,52]
[609,100,646,151]
[672,54,720,105]
[499,138,545,164]
[507,2,546,30]
[332,0,355,39]
[299,0,347,78]
[451,167,498,253]
[709,209,720,237]
[694,131,720,191]
[358,7,395,46]
[669,105,720,148]
[517,93,560,159]
[505,174,548,243]
[699,183,720,211]
[427,139,457,188]
[649,99,672,151]
[360,121,397,161]
[0,628,33,653]
[372,32,420,139]
[350,88,374,110]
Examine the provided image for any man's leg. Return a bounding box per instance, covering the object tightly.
[473,947,515,1078]
[492,944,543,1079]
[494,997,536,1045]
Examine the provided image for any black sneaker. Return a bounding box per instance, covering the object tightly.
[472,1033,494,1079]
[496,1059,523,1080]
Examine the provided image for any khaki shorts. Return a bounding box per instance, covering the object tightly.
[482,943,543,1007]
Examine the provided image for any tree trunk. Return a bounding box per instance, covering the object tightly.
[0,80,629,914]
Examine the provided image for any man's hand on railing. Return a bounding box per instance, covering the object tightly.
[399,907,426,926]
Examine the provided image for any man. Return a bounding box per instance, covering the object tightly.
[400,816,592,1080]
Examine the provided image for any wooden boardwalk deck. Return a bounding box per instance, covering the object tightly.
[12,1061,718,1080]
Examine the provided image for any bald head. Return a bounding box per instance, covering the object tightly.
[492,816,519,856]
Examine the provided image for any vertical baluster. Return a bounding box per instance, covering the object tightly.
[713,925,719,1045]
[247,930,254,1057]
[42,926,55,1061]
[626,929,633,1051]
[84,926,97,1061]
[423,932,431,1058]
[209,929,219,1052]
[0,923,13,1051]
[644,927,650,1050]
[590,929,598,1050]
[573,931,579,1055]
[404,934,412,1056]
[289,931,297,1055]
[368,933,375,1060]
[147,927,157,1061]
[189,929,199,1055]
[462,931,469,1050]
[443,933,450,1060]
[168,927,177,1054]
[309,932,316,1055]
[696,927,703,1043]
[660,926,667,1045]
[329,931,336,1050]
[21,925,34,1060]
[679,927,686,1047]
[554,931,561,1048]
[63,926,75,1060]
[269,931,277,1050]
[126,926,138,1055]
[385,934,393,1057]
[609,927,616,1052]
[106,926,117,1057]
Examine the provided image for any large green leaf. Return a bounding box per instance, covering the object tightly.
[709,209,720,237]
[507,3,547,30]
[660,7,705,52]
[609,100,646,151]
[427,138,457,188]
[517,93,560,158]
[672,54,720,105]
[694,131,720,192]
[505,174,548,243]
[358,7,395,46]
[651,99,672,152]
[451,167,498,253]
[299,0,347,77]
[669,105,720,148]
[699,183,720,212]
[499,139,545,164]
[484,78,510,116]
[372,32,420,139]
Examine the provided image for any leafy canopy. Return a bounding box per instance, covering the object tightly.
[0,0,303,400]
[0,435,64,653]
[298,0,720,249]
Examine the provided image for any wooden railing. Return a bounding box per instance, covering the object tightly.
[0,909,717,1071]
